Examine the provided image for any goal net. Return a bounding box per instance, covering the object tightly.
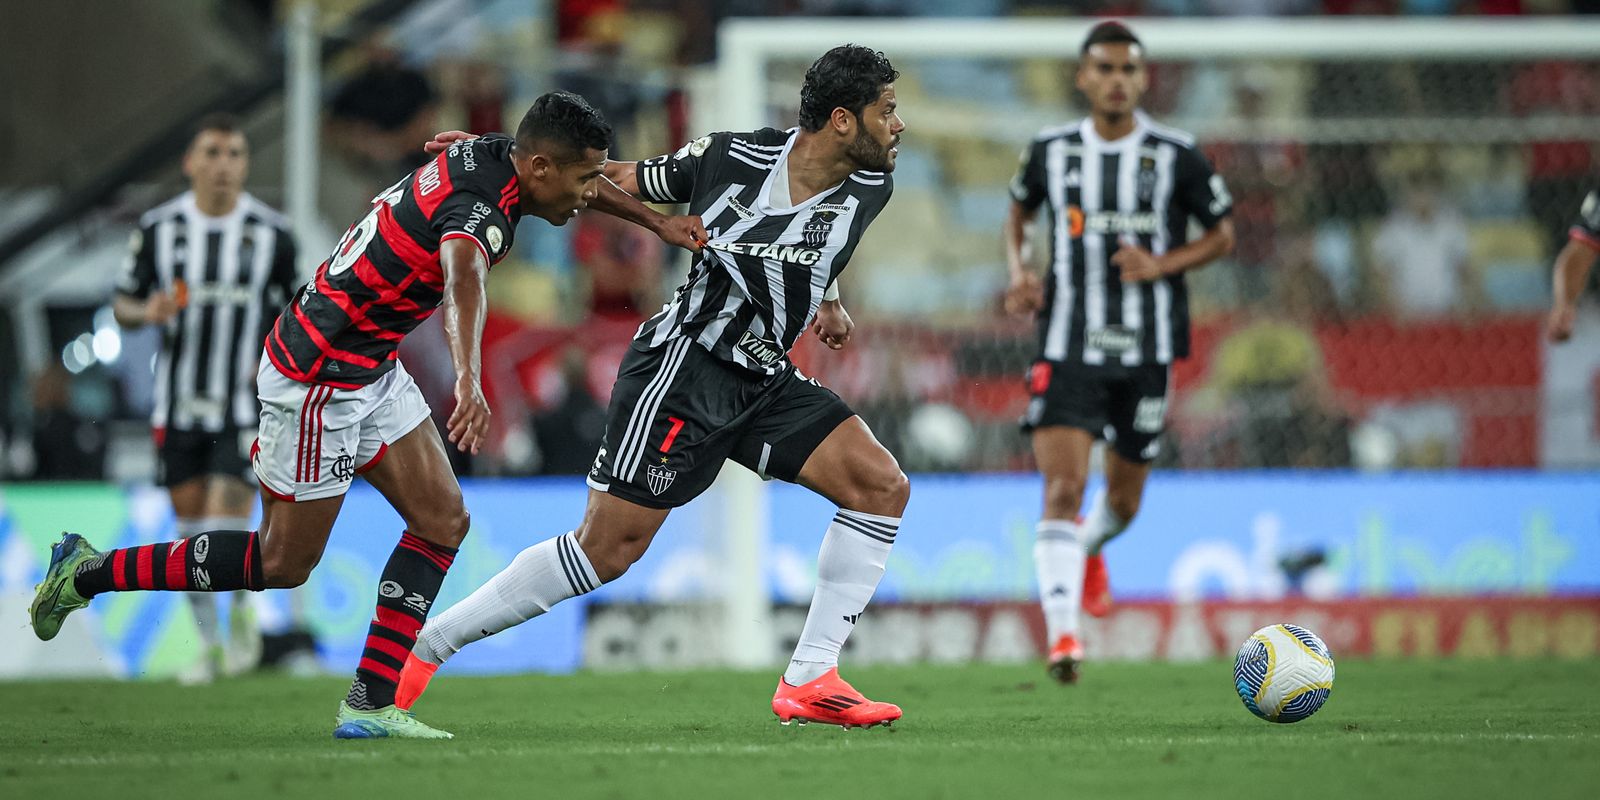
[704,17,1600,475]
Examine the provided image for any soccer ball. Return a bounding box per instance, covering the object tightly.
[1233,624,1335,723]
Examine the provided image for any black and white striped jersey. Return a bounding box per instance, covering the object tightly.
[631,128,894,375]
[117,191,299,433]
[1572,187,1600,249]
[1011,111,1231,366]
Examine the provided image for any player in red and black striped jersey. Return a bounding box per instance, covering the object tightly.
[31,91,707,740]
[1548,186,1600,342]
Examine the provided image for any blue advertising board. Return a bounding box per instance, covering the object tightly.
[3,472,1595,677]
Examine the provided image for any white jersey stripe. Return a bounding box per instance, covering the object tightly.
[616,336,691,482]
[1044,138,1072,362]
[1080,135,1106,366]
[1117,141,1144,368]
[1152,143,1178,364]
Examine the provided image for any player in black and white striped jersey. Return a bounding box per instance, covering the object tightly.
[1003,22,1235,683]
[627,127,892,375]
[113,113,299,681]
[400,46,910,730]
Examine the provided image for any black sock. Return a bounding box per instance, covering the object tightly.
[73,531,263,597]
[346,531,457,710]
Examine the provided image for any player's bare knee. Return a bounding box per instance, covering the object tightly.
[413,505,470,548]
[260,551,314,589]
[845,462,909,517]
[575,525,648,583]
[1107,492,1141,523]
[1043,476,1086,520]
[584,539,645,583]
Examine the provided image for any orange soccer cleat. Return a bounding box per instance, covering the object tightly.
[1082,553,1113,618]
[394,653,440,711]
[772,668,902,729]
[1047,634,1085,684]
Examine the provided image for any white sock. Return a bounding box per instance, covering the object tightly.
[784,509,898,686]
[178,519,220,648]
[1035,519,1085,642]
[1082,491,1129,557]
[414,532,600,666]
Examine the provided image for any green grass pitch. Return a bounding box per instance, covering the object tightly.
[3,659,1596,799]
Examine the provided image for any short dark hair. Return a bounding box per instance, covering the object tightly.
[1080,21,1142,56]
[516,91,612,162]
[798,45,899,132]
[192,112,244,143]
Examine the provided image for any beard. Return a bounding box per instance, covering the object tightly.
[846,128,897,173]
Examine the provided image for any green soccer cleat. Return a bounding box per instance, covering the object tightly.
[30,533,100,642]
[333,702,454,740]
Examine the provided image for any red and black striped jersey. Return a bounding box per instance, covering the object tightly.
[266,134,522,388]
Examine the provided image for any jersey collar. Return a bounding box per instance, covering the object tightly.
[1079,110,1150,151]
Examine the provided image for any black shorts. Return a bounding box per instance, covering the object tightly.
[587,337,855,509]
[1020,360,1170,463]
[156,427,254,487]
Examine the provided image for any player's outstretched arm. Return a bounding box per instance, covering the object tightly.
[1549,238,1599,342]
[439,237,492,455]
[602,159,643,197]
[589,175,708,253]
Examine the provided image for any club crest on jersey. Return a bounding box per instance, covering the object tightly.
[646,464,677,496]
[802,210,841,249]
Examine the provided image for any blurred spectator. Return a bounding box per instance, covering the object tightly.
[1505,60,1600,248]
[1370,172,1483,318]
[530,348,608,475]
[1207,69,1306,304]
[1273,228,1346,326]
[573,209,664,321]
[554,20,645,157]
[458,60,507,135]
[327,35,439,177]
[29,365,105,480]
[1203,317,1351,469]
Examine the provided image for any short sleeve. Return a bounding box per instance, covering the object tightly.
[115,224,158,299]
[1174,146,1233,229]
[1009,139,1048,212]
[268,229,300,305]
[1572,189,1600,249]
[634,133,721,204]
[432,194,514,264]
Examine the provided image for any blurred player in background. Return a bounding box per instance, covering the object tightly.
[1547,185,1600,342]
[113,113,298,682]
[398,45,909,730]
[33,92,705,739]
[1003,22,1235,683]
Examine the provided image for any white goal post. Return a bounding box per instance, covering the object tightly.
[700,16,1600,669]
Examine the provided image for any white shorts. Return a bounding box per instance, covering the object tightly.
[252,356,432,502]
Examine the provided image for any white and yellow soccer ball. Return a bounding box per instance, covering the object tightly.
[1233,624,1335,723]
